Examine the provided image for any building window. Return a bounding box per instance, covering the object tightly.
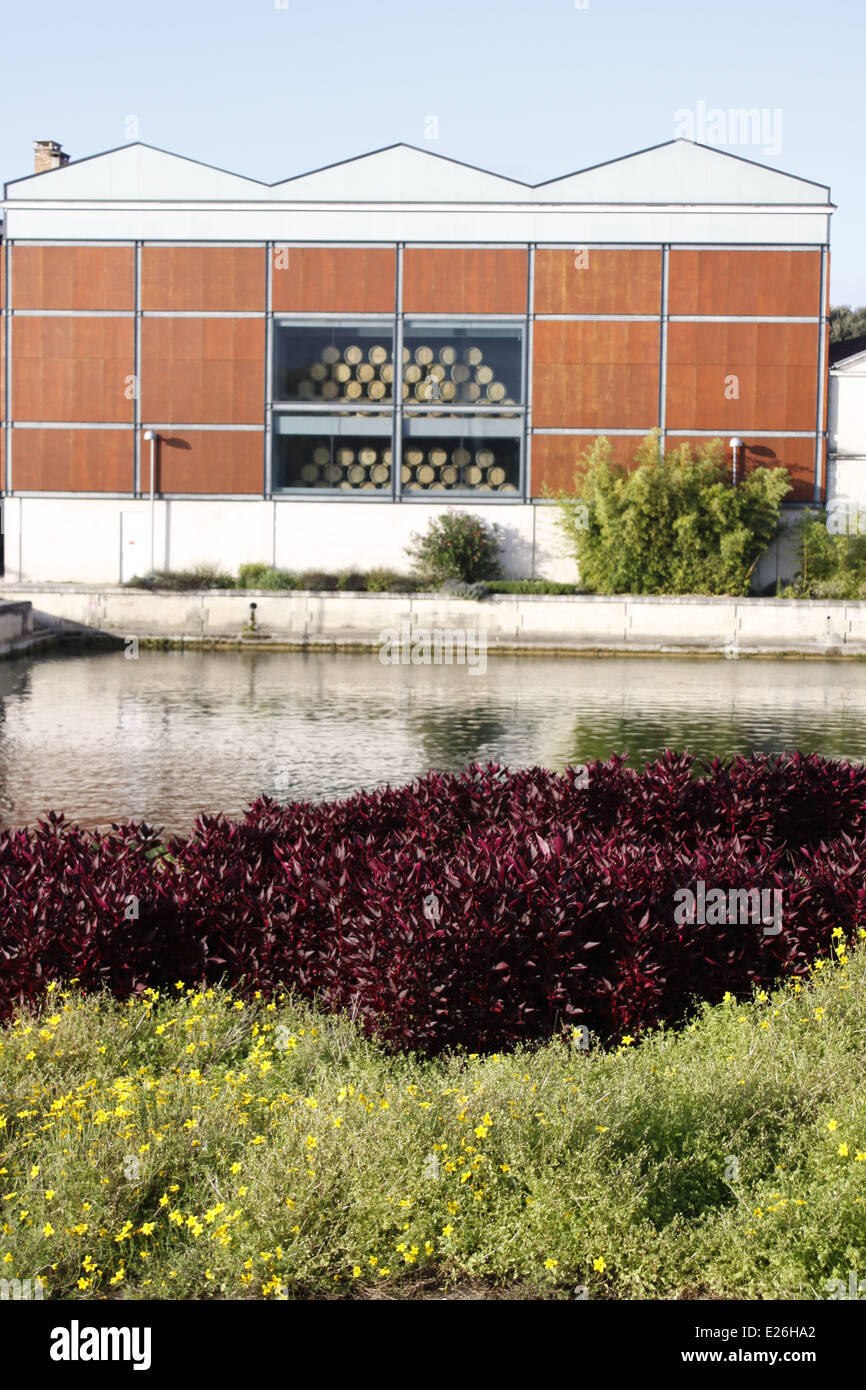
[273,321,394,404]
[401,320,524,406]
[273,413,392,492]
[271,315,526,497]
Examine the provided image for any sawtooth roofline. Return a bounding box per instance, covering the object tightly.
[3,137,833,202]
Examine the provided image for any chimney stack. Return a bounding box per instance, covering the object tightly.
[34,140,69,174]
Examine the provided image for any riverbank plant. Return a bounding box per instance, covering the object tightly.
[555,432,792,596]
[405,512,502,586]
[782,507,866,599]
[2,753,865,1052]
[1,942,864,1300]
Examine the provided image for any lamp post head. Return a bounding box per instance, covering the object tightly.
[143,430,155,442]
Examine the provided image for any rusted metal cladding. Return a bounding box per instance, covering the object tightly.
[12,317,135,422]
[151,430,263,494]
[668,250,821,317]
[12,428,134,491]
[530,432,645,496]
[142,246,266,312]
[666,322,819,432]
[12,246,135,311]
[534,249,662,315]
[140,318,265,425]
[402,248,527,313]
[667,434,816,503]
[533,320,660,429]
[272,247,396,312]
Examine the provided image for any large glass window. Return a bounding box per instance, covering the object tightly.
[273,414,392,492]
[274,322,394,404]
[401,320,523,406]
[401,416,521,494]
[271,314,526,497]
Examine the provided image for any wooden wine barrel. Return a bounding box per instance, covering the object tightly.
[417,463,435,485]
[439,345,457,366]
[475,364,494,385]
[357,363,375,383]
[344,345,363,366]
[367,379,387,399]
[428,363,446,382]
[401,465,412,484]
[440,464,458,485]
[336,447,355,468]
[402,346,411,364]
[452,447,471,468]
[300,463,319,483]
[371,462,390,484]
[451,364,470,383]
[414,381,435,401]
[404,363,421,384]
[488,465,506,487]
[297,380,316,399]
[463,346,484,366]
[380,363,394,383]
[334,362,352,383]
[499,483,518,493]
[313,445,331,466]
[310,362,328,381]
[339,480,354,491]
[361,481,377,490]
[439,380,457,401]
[406,482,422,492]
[368,345,388,365]
[382,448,393,465]
[401,383,410,400]
[406,447,424,467]
[429,447,448,467]
[345,380,363,399]
[348,463,366,484]
[321,345,341,364]
[359,446,377,466]
[476,449,495,469]
[321,381,339,399]
[429,482,446,491]
[461,382,482,402]
[414,345,434,366]
[487,381,507,402]
[464,464,483,485]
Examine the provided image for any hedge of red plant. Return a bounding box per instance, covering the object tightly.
[2,752,865,1052]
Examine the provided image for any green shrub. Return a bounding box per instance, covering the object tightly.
[555,432,792,596]
[365,567,421,593]
[124,565,235,592]
[782,509,866,599]
[237,563,301,591]
[335,570,369,591]
[405,512,502,585]
[298,570,339,591]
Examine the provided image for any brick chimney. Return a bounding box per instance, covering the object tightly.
[34,140,69,174]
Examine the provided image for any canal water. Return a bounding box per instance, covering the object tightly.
[1,646,865,834]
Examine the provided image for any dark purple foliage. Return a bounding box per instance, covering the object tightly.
[1,752,865,1052]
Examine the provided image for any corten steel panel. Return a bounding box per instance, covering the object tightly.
[12,428,134,491]
[141,318,265,424]
[402,248,527,314]
[12,318,135,423]
[149,430,263,494]
[668,250,822,318]
[12,246,135,311]
[0,244,4,309]
[534,249,662,315]
[665,322,819,432]
[533,320,660,428]
[271,247,396,313]
[666,434,816,503]
[531,432,643,495]
[142,246,266,312]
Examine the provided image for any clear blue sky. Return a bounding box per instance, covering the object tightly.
[2,0,863,302]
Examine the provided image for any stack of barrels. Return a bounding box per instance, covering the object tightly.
[297,444,393,490]
[296,343,393,402]
[296,442,517,492]
[295,342,516,409]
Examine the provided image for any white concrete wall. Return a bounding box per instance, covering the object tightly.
[5,586,866,655]
[828,362,866,504]
[4,496,579,585]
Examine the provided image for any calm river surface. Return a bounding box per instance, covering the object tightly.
[1,647,865,834]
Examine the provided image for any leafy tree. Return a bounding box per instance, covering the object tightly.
[556,431,792,596]
[830,305,866,344]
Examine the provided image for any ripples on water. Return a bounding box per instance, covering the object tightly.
[0,648,864,834]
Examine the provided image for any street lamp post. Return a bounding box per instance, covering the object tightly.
[143,431,157,574]
[729,437,744,488]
